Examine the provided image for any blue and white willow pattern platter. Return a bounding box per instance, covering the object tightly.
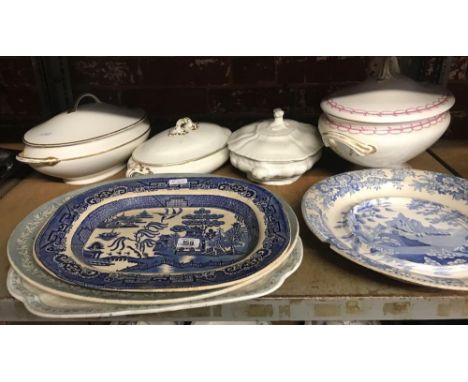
[7,239,303,319]
[33,176,290,291]
[7,181,298,304]
[302,169,468,290]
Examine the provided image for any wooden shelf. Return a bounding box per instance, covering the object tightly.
[0,141,467,321]
[430,140,468,178]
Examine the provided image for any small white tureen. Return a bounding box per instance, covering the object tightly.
[126,117,231,177]
[319,58,455,168]
[228,108,323,185]
[17,93,150,185]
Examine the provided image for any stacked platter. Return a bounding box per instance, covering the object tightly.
[302,168,468,290]
[7,174,302,318]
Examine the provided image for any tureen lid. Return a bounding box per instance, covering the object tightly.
[321,59,455,124]
[132,117,231,166]
[24,93,147,147]
[228,108,323,162]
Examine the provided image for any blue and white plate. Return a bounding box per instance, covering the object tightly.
[302,169,468,290]
[7,239,303,318]
[7,181,299,305]
[33,176,291,291]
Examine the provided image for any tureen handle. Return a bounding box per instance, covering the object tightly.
[70,93,102,112]
[321,131,376,156]
[16,153,60,165]
[169,117,198,136]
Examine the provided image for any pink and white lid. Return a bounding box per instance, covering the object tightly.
[320,58,455,124]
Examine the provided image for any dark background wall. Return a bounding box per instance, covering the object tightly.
[1,56,467,141]
[0,57,42,139]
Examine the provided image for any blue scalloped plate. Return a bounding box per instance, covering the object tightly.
[302,169,468,290]
[33,175,291,291]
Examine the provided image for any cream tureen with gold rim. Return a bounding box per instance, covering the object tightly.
[17,93,150,185]
[126,117,231,177]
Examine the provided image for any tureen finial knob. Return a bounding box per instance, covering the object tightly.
[169,117,198,136]
[273,108,284,120]
[270,108,287,131]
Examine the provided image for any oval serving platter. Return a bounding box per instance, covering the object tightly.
[33,175,291,291]
[8,183,298,304]
[7,239,303,318]
[302,169,468,290]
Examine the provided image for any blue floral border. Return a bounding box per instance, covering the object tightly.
[302,169,468,289]
[35,176,290,290]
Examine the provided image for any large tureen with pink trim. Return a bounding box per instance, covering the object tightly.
[318,57,455,167]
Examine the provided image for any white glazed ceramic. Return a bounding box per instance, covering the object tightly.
[126,117,231,177]
[7,239,303,319]
[320,58,455,124]
[318,58,455,168]
[17,93,151,185]
[228,108,323,185]
[318,112,451,167]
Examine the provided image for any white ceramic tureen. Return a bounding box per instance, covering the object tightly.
[126,117,231,177]
[318,58,455,168]
[228,108,323,185]
[16,93,150,184]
